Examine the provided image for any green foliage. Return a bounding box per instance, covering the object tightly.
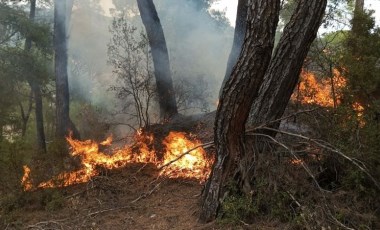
[218,178,296,225]
[0,2,53,141]
[0,140,30,192]
[40,190,64,211]
[0,3,52,49]
[341,10,380,112]
[219,195,257,225]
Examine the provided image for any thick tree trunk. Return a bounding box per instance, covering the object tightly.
[25,0,47,153]
[249,0,327,130]
[136,0,178,121]
[200,0,281,222]
[219,0,248,96]
[201,0,327,223]
[54,0,78,139]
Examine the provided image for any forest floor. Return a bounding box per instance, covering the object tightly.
[2,112,282,229]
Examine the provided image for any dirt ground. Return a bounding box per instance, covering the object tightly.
[2,112,286,230]
[1,112,226,230]
[8,163,214,229]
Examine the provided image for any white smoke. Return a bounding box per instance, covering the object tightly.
[67,0,234,113]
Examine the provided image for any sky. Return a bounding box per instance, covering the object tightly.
[210,0,380,27]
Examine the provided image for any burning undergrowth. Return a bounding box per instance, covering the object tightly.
[21,130,214,191]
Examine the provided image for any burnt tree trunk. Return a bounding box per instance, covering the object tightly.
[249,0,327,130]
[219,0,248,96]
[200,0,281,222]
[136,0,178,121]
[54,0,79,139]
[201,0,327,223]
[25,0,47,153]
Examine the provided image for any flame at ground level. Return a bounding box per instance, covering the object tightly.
[22,131,213,191]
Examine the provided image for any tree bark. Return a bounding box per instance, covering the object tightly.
[54,0,78,139]
[248,0,327,130]
[25,0,47,153]
[219,0,248,96]
[201,0,327,223]
[200,0,281,222]
[352,0,364,35]
[136,0,178,121]
[19,91,33,138]
[351,0,364,54]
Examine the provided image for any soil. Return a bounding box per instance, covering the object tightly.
[9,164,210,229]
[1,112,237,230]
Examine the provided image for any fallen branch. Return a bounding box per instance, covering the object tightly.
[131,181,162,203]
[87,205,134,217]
[27,219,68,229]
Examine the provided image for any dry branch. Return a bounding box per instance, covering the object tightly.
[247,132,356,229]
[131,180,162,203]
[256,127,380,190]
[87,205,134,217]
[247,132,329,193]
[249,108,319,131]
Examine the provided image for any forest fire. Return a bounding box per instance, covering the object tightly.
[160,132,212,180]
[292,69,366,125]
[292,69,347,107]
[21,131,213,191]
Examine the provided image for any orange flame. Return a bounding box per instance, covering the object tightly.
[352,102,366,127]
[292,69,365,125]
[21,131,213,191]
[159,132,212,181]
[292,69,347,107]
[21,165,33,191]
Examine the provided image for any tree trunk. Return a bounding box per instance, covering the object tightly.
[200,0,281,222]
[25,0,47,153]
[136,0,178,121]
[352,0,364,34]
[219,0,248,96]
[201,0,327,223]
[351,0,364,55]
[33,83,47,152]
[54,0,78,139]
[19,91,33,138]
[248,0,327,131]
